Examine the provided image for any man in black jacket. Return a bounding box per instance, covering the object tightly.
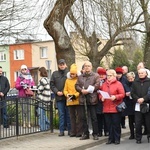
[50,59,71,136]
[131,68,150,144]
[0,66,10,128]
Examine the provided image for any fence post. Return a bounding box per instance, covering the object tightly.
[50,100,53,133]
[16,98,19,139]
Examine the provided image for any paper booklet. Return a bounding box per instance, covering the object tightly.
[98,90,111,99]
[87,85,95,93]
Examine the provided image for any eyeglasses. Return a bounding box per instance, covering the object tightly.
[107,74,113,77]
[22,68,27,71]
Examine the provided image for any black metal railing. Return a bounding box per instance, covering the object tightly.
[0,95,54,140]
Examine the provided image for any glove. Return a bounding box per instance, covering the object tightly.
[72,95,76,100]
[70,95,76,100]
[23,84,28,89]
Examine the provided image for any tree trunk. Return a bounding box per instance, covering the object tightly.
[44,0,76,67]
[144,32,150,69]
[140,0,150,69]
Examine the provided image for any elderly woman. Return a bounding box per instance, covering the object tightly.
[126,72,135,140]
[99,69,125,145]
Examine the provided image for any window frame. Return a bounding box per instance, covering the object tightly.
[14,49,24,60]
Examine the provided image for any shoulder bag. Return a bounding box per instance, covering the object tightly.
[116,101,127,112]
[140,103,149,114]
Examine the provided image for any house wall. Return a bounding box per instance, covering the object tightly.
[0,45,10,81]
[32,41,57,73]
[9,43,32,88]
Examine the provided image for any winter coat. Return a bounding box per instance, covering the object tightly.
[15,72,35,97]
[50,68,68,101]
[0,75,10,99]
[131,77,150,104]
[97,78,106,114]
[63,72,80,106]
[124,81,135,115]
[37,77,51,102]
[75,72,100,105]
[100,78,125,113]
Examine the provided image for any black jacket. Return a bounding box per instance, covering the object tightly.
[131,77,150,104]
[50,68,68,101]
[0,75,10,99]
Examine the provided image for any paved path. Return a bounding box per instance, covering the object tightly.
[0,128,130,150]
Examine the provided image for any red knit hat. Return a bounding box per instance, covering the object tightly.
[97,67,106,75]
[115,67,123,74]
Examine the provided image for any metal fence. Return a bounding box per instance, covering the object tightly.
[0,95,54,140]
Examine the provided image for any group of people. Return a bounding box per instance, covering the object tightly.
[1,59,150,145]
[50,59,150,145]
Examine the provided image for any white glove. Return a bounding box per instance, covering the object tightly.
[23,84,28,89]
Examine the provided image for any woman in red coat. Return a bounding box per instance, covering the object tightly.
[99,69,125,145]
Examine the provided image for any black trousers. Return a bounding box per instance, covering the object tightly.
[135,111,150,140]
[104,113,122,142]
[128,115,135,136]
[80,105,98,136]
[97,113,108,134]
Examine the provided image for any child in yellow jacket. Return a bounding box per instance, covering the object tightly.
[63,64,83,137]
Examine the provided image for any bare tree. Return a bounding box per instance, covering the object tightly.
[44,0,76,66]
[0,0,48,44]
[44,0,149,70]
[139,0,150,68]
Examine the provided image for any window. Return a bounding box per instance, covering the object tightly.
[14,71,20,82]
[14,49,24,60]
[40,47,48,58]
[0,51,6,61]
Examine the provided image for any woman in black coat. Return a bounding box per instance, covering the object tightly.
[125,72,136,139]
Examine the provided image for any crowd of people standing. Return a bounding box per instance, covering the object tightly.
[1,59,150,146]
[50,60,150,145]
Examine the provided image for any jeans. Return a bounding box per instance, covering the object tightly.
[0,99,8,127]
[21,98,31,124]
[38,103,50,131]
[57,100,71,133]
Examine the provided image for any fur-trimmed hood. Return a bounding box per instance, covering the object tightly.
[67,71,81,79]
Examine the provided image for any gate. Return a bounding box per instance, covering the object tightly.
[0,96,53,140]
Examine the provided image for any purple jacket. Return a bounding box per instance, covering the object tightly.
[15,74,35,97]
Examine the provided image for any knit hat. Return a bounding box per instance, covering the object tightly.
[21,65,27,70]
[97,67,106,75]
[115,67,123,74]
[70,64,77,74]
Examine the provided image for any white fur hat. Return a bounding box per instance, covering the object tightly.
[21,65,27,70]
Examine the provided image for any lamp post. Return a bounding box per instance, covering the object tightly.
[45,60,53,133]
[45,60,52,79]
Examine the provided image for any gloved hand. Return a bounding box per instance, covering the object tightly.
[23,84,28,89]
[72,95,76,100]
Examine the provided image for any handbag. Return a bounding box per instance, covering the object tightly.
[25,88,34,96]
[116,101,127,112]
[140,103,149,114]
